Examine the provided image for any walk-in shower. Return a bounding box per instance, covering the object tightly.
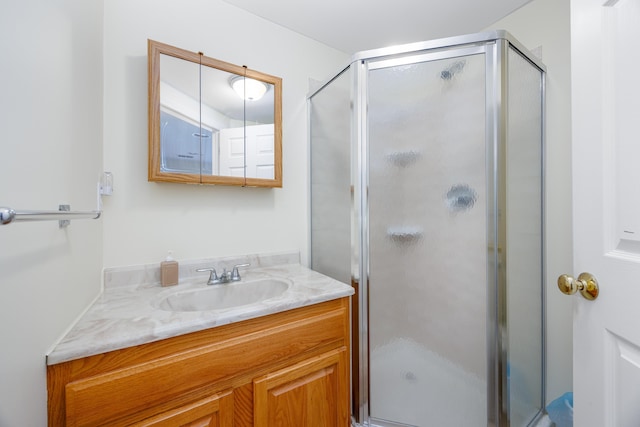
[309,31,545,427]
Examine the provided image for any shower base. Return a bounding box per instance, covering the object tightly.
[354,338,546,427]
[367,338,486,427]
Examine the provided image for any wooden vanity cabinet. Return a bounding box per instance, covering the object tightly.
[47,298,350,427]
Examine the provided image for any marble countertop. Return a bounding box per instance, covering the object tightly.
[46,258,353,365]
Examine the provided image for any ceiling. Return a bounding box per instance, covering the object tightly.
[221,0,533,54]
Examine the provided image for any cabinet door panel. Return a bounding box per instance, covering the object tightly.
[131,389,233,427]
[254,347,349,427]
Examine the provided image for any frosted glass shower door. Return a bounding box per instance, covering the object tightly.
[367,52,487,427]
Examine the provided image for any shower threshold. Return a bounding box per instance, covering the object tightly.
[353,420,417,427]
[352,412,552,427]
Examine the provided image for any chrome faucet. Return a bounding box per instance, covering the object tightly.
[197,263,250,285]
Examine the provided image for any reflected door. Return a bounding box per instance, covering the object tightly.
[219,124,275,179]
[366,51,487,427]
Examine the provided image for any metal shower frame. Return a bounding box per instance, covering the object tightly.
[308,30,547,427]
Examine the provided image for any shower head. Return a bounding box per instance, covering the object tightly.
[440,60,466,80]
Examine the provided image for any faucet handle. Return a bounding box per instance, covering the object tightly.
[196,268,219,285]
[231,263,250,281]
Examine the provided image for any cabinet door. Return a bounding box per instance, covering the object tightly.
[131,390,233,427]
[254,347,349,427]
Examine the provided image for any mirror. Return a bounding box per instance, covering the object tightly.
[148,40,282,187]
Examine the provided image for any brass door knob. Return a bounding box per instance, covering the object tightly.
[557,272,599,300]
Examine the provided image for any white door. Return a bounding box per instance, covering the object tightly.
[219,126,245,178]
[245,124,275,180]
[219,124,275,179]
[571,1,640,426]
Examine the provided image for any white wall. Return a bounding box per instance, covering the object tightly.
[486,0,574,404]
[102,0,349,269]
[0,1,104,426]
[0,1,347,425]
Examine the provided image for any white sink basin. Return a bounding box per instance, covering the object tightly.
[156,278,290,312]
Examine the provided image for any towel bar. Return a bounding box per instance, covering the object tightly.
[0,206,101,227]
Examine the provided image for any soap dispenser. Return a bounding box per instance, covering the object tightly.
[161,251,179,287]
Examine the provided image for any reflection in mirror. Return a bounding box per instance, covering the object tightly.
[148,40,282,187]
[158,54,208,175]
[244,79,277,180]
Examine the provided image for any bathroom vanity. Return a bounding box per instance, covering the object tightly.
[46,254,353,426]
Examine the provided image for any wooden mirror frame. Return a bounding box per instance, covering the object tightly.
[148,40,282,187]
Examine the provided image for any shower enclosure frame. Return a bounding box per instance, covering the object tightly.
[308,30,546,427]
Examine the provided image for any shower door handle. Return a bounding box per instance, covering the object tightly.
[557,272,599,300]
